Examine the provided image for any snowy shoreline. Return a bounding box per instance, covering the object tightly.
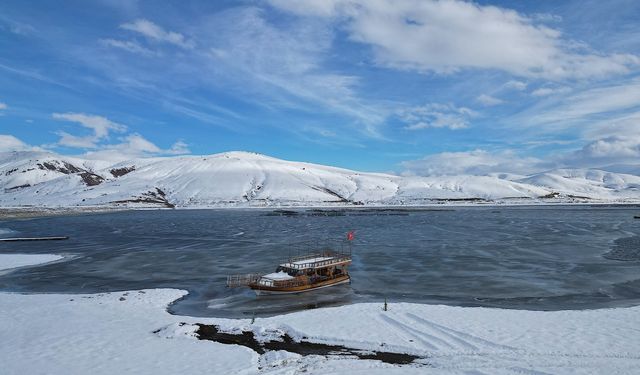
[1,255,640,374]
[2,287,640,374]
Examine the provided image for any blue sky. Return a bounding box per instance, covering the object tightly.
[1,0,640,175]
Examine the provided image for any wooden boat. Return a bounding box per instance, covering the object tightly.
[227,250,352,295]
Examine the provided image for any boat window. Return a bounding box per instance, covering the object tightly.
[288,268,302,277]
[275,266,300,277]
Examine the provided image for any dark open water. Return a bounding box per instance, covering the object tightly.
[1,206,640,318]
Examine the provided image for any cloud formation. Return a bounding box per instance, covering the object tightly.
[531,86,571,97]
[402,132,640,176]
[270,0,639,80]
[518,79,640,129]
[399,103,475,130]
[50,112,190,161]
[401,149,547,176]
[0,134,40,152]
[503,80,527,91]
[2,1,639,175]
[562,135,640,168]
[52,113,127,148]
[100,39,156,56]
[82,134,190,162]
[120,19,195,49]
[201,7,386,134]
[476,94,504,106]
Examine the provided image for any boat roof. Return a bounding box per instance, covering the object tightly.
[262,271,295,281]
[280,253,351,270]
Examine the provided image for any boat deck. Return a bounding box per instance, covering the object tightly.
[226,248,352,291]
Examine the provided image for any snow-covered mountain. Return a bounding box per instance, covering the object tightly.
[1,150,639,208]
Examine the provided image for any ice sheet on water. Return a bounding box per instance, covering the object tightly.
[0,227,17,236]
[604,236,640,261]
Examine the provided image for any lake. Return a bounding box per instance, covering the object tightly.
[1,206,639,318]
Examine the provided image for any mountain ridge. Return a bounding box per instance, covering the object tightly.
[1,151,639,208]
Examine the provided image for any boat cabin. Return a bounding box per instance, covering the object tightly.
[227,251,352,295]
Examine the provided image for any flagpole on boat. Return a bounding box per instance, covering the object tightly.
[346,230,354,257]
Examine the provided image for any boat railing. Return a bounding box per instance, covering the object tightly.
[287,250,337,262]
[285,240,352,262]
[226,273,262,288]
[285,255,352,270]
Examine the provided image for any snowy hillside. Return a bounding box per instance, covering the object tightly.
[1,150,639,208]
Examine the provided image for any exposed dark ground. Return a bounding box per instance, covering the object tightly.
[193,323,422,365]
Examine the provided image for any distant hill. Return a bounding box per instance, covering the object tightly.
[1,151,639,208]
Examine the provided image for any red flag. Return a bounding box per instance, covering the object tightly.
[347,231,354,241]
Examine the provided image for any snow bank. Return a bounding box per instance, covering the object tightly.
[0,253,64,271]
[1,288,639,374]
[0,289,257,375]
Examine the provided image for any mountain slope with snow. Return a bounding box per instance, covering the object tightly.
[1,151,639,208]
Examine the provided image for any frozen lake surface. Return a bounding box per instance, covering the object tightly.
[1,206,640,318]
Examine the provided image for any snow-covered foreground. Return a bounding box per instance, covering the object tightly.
[2,285,640,374]
[0,253,63,272]
[2,150,640,208]
[1,253,638,373]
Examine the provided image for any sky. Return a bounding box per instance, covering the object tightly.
[1,0,640,175]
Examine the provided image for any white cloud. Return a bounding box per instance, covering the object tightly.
[399,103,475,130]
[503,80,527,91]
[562,135,640,168]
[583,111,640,141]
[52,113,126,139]
[48,112,189,161]
[476,94,504,106]
[120,19,195,49]
[268,0,343,17]
[401,149,547,176]
[119,133,160,153]
[167,140,190,155]
[52,112,127,149]
[531,86,571,97]
[82,134,190,162]
[55,132,99,149]
[201,7,386,134]
[0,102,7,110]
[270,0,639,80]
[0,135,40,152]
[100,39,156,56]
[560,111,640,169]
[402,130,640,176]
[522,79,640,127]
[531,13,563,23]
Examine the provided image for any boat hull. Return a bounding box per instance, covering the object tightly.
[251,275,350,295]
